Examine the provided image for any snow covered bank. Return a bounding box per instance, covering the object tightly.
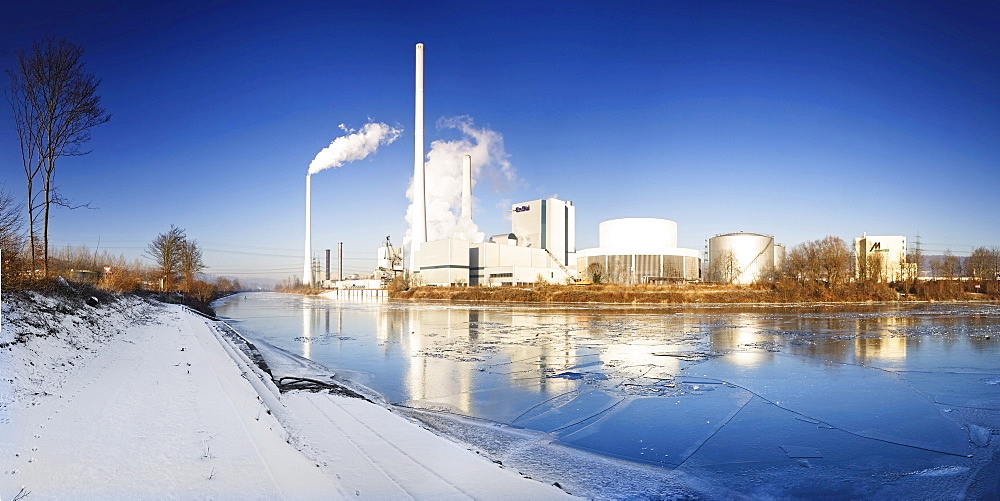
[1,290,573,499]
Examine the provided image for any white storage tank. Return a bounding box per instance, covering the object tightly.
[708,233,776,285]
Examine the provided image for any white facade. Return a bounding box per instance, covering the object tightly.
[576,218,701,283]
[414,238,471,286]
[470,242,571,286]
[854,235,909,282]
[510,198,576,267]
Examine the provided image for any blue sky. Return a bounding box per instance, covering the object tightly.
[2,1,998,282]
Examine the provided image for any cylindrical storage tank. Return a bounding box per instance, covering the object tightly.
[598,218,677,251]
[708,233,775,285]
[773,244,786,273]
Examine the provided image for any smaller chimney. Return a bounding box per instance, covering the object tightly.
[325,249,331,281]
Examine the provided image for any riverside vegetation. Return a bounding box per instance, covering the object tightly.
[389,280,998,304]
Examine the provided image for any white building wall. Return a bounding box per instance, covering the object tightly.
[854,235,908,282]
[470,241,571,286]
[510,198,575,267]
[415,238,470,286]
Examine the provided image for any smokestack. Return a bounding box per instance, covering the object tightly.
[325,249,331,281]
[410,42,427,273]
[461,154,472,222]
[303,174,313,287]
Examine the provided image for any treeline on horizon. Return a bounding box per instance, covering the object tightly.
[0,228,248,303]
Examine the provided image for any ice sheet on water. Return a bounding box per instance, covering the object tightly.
[513,389,622,434]
[968,424,992,447]
[779,445,823,458]
[695,352,972,457]
[558,389,753,467]
[888,372,1000,410]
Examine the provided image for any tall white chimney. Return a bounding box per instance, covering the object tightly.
[410,42,427,273]
[303,174,313,287]
[461,154,472,222]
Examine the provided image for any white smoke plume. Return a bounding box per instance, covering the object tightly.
[405,116,517,245]
[308,122,402,175]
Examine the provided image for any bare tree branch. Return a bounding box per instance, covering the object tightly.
[6,37,110,276]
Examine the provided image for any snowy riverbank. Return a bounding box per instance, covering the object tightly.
[0,289,574,499]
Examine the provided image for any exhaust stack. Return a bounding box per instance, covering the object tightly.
[410,42,427,272]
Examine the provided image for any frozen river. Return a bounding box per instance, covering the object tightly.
[215,293,1000,499]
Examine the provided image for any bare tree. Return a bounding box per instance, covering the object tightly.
[146,226,187,291]
[786,236,852,288]
[178,238,205,292]
[904,234,923,283]
[942,250,961,280]
[585,262,607,284]
[0,183,23,257]
[928,256,943,279]
[6,37,110,275]
[710,249,740,284]
[966,247,999,281]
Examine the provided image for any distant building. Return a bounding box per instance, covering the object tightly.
[854,234,912,282]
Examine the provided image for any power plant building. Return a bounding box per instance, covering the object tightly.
[510,198,576,267]
[576,218,701,283]
[413,198,577,286]
[708,232,781,285]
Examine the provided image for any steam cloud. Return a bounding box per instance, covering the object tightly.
[308,122,402,175]
[406,116,517,245]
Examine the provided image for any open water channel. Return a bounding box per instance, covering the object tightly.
[215,293,1000,499]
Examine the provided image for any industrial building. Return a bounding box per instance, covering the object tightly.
[707,232,783,285]
[854,234,912,282]
[576,218,701,283]
[413,198,577,286]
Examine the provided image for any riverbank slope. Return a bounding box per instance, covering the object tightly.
[0,289,573,499]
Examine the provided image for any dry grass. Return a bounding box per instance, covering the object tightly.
[390,281,997,304]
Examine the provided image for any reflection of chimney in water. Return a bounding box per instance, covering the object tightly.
[325,309,330,335]
[468,309,479,341]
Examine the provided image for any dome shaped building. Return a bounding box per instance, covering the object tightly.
[576,218,701,284]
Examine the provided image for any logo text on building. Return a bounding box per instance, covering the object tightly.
[513,205,531,213]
